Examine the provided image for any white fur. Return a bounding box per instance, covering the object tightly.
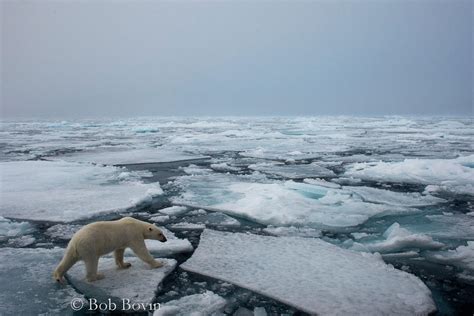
[53,217,166,283]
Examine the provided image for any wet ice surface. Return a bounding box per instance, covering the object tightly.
[182,229,436,315]
[67,258,177,307]
[0,116,473,315]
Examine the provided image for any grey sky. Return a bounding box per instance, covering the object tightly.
[1,0,472,118]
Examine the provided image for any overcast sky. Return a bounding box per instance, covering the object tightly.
[1,0,472,118]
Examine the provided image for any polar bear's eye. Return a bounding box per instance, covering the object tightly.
[148,227,153,231]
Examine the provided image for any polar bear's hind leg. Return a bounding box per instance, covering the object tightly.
[84,255,105,282]
[114,248,132,269]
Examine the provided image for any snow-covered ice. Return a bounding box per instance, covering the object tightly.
[153,291,227,316]
[0,160,163,222]
[0,247,83,315]
[345,155,474,195]
[263,226,321,238]
[52,147,207,165]
[427,241,474,273]
[124,227,193,257]
[248,162,335,179]
[351,223,444,253]
[67,257,176,307]
[181,229,436,315]
[173,174,424,228]
[45,224,82,240]
[0,216,34,241]
[345,186,445,207]
[159,206,189,216]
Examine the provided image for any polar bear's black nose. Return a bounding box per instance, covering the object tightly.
[162,236,167,242]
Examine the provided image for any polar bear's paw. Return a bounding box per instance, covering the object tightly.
[150,260,163,269]
[87,273,105,282]
[118,262,132,269]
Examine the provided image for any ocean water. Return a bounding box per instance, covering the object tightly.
[0,116,473,315]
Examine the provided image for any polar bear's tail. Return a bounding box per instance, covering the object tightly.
[53,243,79,283]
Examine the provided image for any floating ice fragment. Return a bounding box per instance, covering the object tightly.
[67,258,176,308]
[345,186,445,207]
[0,160,163,222]
[0,216,34,240]
[351,223,444,253]
[0,247,83,315]
[249,162,334,179]
[46,224,82,240]
[123,227,193,257]
[159,206,189,216]
[345,155,474,195]
[181,230,436,315]
[53,147,207,165]
[172,174,418,229]
[153,291,227,316]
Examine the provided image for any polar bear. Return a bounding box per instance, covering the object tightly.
[53,217,167,283]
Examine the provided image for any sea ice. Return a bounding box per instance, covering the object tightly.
[345,186,445,207]
[0,160,163,222]
[52,147,207,165]
[67,257,176,307]
[351,223,444,253]
[427,241,474,272]
[46,224,82,240]
[123,227,193,257]
[172,174,419,229]
[158,206,189,216]
[345,155,474,195]
[181,230,436,315]
[0,216,34,241]
[153,291,227,316]
[149,215,171,223]
[263,226,321,238]
[248,162,335,179]
[0,247,83,315]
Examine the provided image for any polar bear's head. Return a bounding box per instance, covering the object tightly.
[144,224,167,242]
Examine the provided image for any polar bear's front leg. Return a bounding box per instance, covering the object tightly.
[84,255,105,282]
[114,248,132,269]
[130,241,163,268]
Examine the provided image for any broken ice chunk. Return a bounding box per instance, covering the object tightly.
[351,223,444,253]
[344,155,474,195]
[124,227,193,257]
[159,206,189,216]
[181,229,436,315]
[0,216,34,241]
[249,162,335,179]
[153,291,227,316]
[67,258,176,308]
[0,160,163,222]
[0,247,83,315]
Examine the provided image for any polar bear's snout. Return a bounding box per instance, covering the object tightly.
[147,226,167,242]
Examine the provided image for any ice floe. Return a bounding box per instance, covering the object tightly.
[181,229,436,315]
[153,291,227,316]
[124,227,193,257]
[345,186,445,207]
[67,257,176,308]
[172,174,424,229]
[351,223,444,254]
[46,224,82,240]
[52,147,207,165]
[427,241,474,273]
[263,226,321,238]
[0,160,163,222]
[0,247,83,315]
[159,206,189,216]
[345,155,474,195]
[249,162,335,179]
[0,216,34,241]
